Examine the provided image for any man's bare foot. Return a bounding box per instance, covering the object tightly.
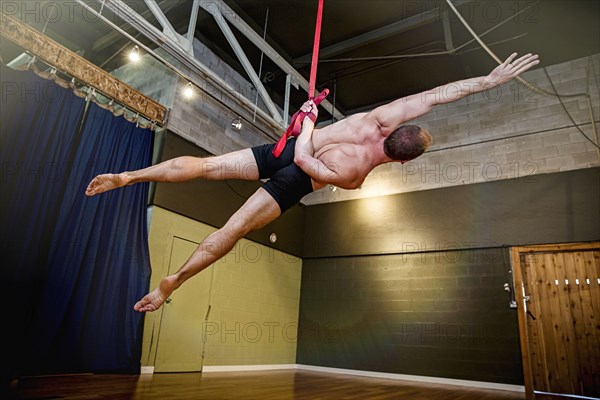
[85,173,128,196]
[134,276,179,312]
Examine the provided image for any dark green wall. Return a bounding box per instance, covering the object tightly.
[298,248,522,384]
[151,132,305,257]
[298,167,599,384]
[303,168,600,258]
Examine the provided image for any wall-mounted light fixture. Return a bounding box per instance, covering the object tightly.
[183,82,194,99]
[129,45,140,62]
[231,116,242,130]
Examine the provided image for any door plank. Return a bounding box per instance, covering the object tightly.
[571,252,597,396]
[552,252,580,394]
[523,254,550,392]
[582,251,600,395]
[562,252,588,395]
[539,253,566,393]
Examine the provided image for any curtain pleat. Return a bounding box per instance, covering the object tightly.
[1,66,152,380]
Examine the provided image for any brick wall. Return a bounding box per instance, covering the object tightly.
[297,248,523,384]
[303,53,600,205]
[166,38,289,156]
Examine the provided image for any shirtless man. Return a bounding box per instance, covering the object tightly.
[86,52,539,312]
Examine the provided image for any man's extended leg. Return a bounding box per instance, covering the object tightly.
[133,187,281,312]
[85,148,259,196]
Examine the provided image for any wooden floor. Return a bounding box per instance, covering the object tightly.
[8,370,525,400]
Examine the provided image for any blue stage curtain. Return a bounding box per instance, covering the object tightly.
[1,66,87,383]
[1,66,152,380]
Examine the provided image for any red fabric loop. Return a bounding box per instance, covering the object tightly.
[272,88,329,157]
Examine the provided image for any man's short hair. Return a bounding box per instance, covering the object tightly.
[383,125,432,161]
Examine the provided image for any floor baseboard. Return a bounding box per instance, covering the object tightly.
[199,363,525,392]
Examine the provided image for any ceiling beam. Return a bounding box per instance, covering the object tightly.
[204,3,282,122]
[87,0,344,122]
[186,0,200,54]
[143,0,180,44]
[442,8,454,51]
[211,0,344,121]
[92,0,177,53]
[293,0,473,65]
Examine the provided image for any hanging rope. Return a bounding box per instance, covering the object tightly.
[272,0,329,157]
[444,0,587,99]
[444,0,599,150]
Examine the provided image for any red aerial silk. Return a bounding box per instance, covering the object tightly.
[272,0,328,157]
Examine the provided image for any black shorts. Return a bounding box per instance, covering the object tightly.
[251,138,313,213]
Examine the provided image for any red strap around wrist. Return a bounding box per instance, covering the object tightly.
[272,88,330,158]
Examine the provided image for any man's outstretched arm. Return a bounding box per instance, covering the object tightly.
[370,52,540,132]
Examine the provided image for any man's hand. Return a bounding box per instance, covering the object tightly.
[300,99,318,124]
[485,53,540,87]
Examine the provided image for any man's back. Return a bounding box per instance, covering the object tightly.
[309,112,388,190]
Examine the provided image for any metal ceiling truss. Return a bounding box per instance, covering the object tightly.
[83,0,471,126]
[143,0,182,46]
[202,2,282,123]
[92,0,179,53]
[85,0,345,130]
[205,0,344,121]
[142,0,199,54]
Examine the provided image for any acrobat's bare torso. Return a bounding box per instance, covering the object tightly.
[309,112,390,190]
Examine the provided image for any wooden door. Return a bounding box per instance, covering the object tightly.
[511,243,600,400]
[154,236,214,372]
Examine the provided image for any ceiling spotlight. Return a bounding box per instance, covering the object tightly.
[183,82,194,99]
[231,116,242,130]
[129,45,140,62]
[329,185,337,192]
